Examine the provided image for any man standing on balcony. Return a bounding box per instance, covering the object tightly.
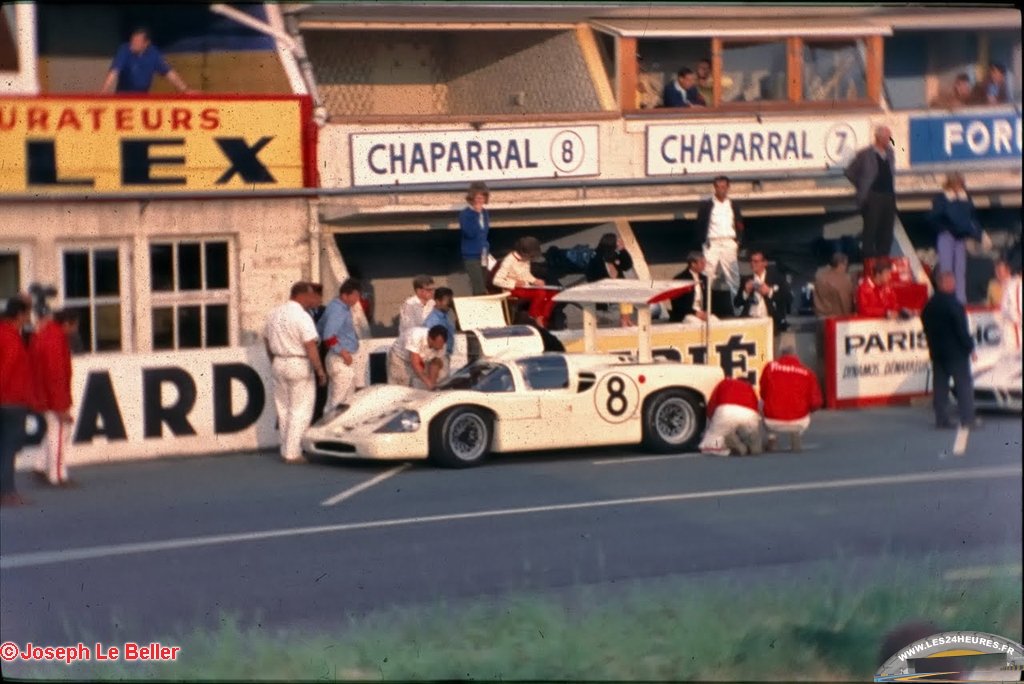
[101,27,193,94]
[845,125,897,259]
[696,175,743,310]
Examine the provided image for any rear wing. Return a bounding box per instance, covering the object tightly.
[553,280,696,364]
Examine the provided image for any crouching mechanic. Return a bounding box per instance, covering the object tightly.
[759,347,823,452]
[699,377,763,456]
[387,325,449,390]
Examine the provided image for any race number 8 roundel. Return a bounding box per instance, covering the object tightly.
[594,374,640,423]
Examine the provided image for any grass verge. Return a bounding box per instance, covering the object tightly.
[15,556,1023,681]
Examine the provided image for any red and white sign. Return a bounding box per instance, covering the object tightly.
[824,309,1002,408]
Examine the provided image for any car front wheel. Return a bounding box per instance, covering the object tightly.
[642,389,704,453]
[429,407,493,468]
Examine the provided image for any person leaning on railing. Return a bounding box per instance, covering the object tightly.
[101,27,194,94]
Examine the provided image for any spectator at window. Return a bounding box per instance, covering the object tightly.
[101,27,193,94]
[695,58,714,105]
[661,68,706,108]
[636,54,662,109]
[813,252,855,317]
[973,62,1012,105]
[930,73,973,109]
[585,233,635,327]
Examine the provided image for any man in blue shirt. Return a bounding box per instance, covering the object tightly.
[661,68,706,108]
[423,287,457,365]
[102,27,192,94]
[316,279,362,411]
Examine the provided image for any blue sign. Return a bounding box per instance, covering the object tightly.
[909,113,1022,165]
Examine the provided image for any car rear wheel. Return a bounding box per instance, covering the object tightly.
[642,389,704,453]
[429,407,493,468]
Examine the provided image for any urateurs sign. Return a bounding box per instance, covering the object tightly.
[0,96,313,193]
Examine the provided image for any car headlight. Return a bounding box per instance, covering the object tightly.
[374,410,421,433]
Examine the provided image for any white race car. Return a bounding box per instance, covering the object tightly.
[302,280,725,467]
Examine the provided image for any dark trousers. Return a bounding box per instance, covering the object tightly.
[861,191,896,259]
[932,356,975,426]
[464,260,487,296]
[1,405,28,495]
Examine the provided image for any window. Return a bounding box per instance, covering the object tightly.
[803,41,866,102]
[516,356,569,391]
[149,239,232,350]
[0,251,21,300]
[721,41,789,103]
[61,247,123,353]
[437,361,515,393]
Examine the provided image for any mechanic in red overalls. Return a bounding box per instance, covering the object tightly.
[760,347,823,453]
[29,309,79,487]
[699,377,763,456]
[1,297,41,507]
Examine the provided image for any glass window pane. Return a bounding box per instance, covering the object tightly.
[722,41,789,102]
[803,41,866,101]
[63,251,90,299]
[178,243,201,291]
[206,304,229,347]
[70,305,92,353]
[93,250,120,297]
[94,304,121,352]
[178,305,202,349]
[150,244,175,292]
[205,242,229,290]
[152,307,175,350]
[516,356,569,390]
[0,253,20,300]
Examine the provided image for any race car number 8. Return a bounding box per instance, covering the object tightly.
[606,377,627,416]
[594,374,639,423]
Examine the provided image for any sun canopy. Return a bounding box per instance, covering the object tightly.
[553,280,694,306]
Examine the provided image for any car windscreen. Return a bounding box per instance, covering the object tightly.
[437,362,515,393]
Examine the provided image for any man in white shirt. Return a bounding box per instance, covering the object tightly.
[696,176,744,310]
[263,282,327,464]
[398,275,436,334]
[387,325,450,390]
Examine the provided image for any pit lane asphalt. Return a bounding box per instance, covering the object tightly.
[1,407,1020,650]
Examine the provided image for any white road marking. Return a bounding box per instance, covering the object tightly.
[320,464,411,507]
[2,465,1018,570]
[592,453,703,465]
[943,564,1022,581]
[592,445,822,465]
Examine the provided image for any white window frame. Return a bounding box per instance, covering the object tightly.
[148,237,237,351]
[58,241,133,354]
[0,242,34,299]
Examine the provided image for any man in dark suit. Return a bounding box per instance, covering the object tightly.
[734,251,791,332]
[669,252,714,324]
[921,271,976,447]
[844,125,897,259]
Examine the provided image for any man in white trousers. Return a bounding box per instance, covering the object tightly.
[317,278,362,412]
[264,282,327,464]
[29,309,79,487]
[696,175,744,311]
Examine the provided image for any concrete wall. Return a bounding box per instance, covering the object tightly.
[445,31,601,115]
[1,198,310,351]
